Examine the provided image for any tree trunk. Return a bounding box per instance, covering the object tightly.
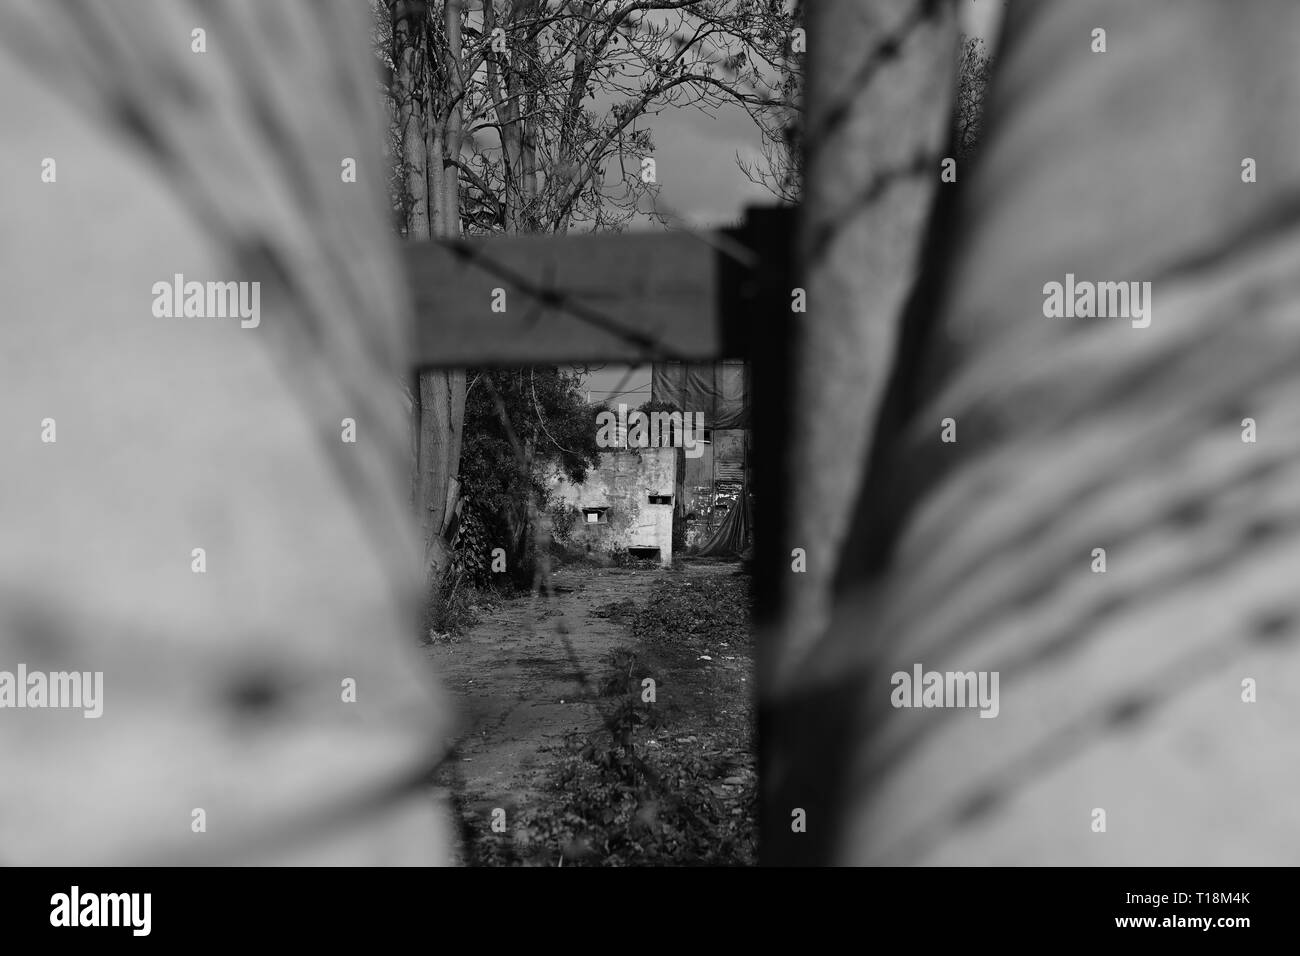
[417,368,465,585]
[398,0,466,594]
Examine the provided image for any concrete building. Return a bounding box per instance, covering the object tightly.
[548,447,677,565]
[547,359,751,565]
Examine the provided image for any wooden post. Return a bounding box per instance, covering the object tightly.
[403,211,791,366]
[761,0,958,865]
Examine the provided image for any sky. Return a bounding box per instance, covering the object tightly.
[617,0,1006,233]
[583,0,1008,403]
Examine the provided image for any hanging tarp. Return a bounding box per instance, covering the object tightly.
[651,360,749,429]
[697,482,752,558]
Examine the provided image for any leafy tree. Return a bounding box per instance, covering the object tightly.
[736,0,804,204]
[380,1,804,238]
[458,367,602,585]
[442,0,803,236]
[953,34,995,160]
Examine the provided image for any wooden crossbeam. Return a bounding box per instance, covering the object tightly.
[403,206,794,367]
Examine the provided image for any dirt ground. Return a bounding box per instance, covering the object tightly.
[427,558,755,865]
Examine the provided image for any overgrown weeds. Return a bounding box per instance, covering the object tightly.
[631,574,752,647]
[462,630,755,866]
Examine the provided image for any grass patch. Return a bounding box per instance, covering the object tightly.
[423,579,510,642]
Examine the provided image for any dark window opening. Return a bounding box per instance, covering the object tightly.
[582,507,608,524]
[648,494,672,505]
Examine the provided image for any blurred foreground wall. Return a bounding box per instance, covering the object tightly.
[0,0,453,865]
[767,0,1300,865]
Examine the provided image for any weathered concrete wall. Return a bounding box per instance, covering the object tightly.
[681,429,748,548]
[550,449,676,564]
